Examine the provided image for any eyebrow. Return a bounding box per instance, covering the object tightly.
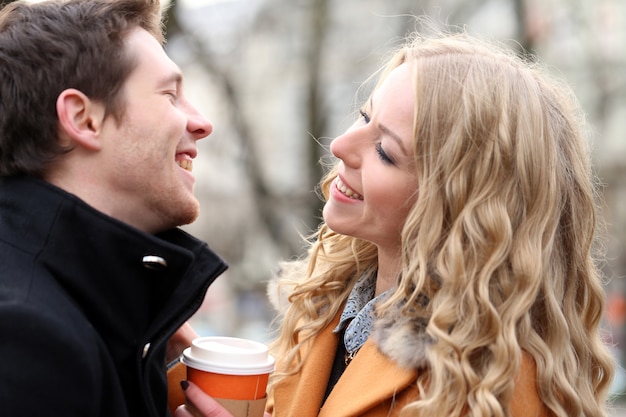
[378,124,408,155]
[156,71,183,88]
[369,97,409,155]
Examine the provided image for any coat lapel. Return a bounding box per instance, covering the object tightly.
[272,312,342,417]
[319,339,417,417]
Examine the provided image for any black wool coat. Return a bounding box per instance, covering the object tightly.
[0,176,228,417]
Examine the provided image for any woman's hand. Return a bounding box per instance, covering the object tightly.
[174,381,234,417]
[173,380,272,417]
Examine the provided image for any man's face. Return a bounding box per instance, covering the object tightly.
[98,28,212,233]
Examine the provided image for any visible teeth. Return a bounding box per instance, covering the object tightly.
[336,178,363,200]
[176,159,192,172]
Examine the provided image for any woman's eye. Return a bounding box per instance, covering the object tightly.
[376,143,394,165]
[359,109,371,123]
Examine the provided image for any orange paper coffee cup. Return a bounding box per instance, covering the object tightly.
[181,336,275,401]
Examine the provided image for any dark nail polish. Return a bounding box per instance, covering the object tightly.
[180,380,189,391]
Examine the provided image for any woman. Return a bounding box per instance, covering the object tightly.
[264,30,615,417]
[175,29,615,417]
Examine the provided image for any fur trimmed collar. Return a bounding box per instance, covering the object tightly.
[267,271,433,370]
[372,302,432,369]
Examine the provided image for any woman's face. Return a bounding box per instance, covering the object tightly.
[323,63,418,252]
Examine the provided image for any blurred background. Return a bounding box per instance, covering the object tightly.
[18,0,626,407]
[156,0,626,400]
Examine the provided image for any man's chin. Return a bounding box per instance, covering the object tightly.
[157,199,200,231]
[175,206,200,228]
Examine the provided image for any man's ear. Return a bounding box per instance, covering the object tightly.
[56,88,106,151]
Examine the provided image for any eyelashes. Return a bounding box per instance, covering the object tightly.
[360,109,394,165]
[359,110,395,165]
[359,109,371,123]
[375,143,393,164]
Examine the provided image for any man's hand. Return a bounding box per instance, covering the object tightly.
[167,322,198,363]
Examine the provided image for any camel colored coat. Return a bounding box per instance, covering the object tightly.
[267,311,548,417]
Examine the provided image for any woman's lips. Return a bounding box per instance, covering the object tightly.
[335,177,363,200]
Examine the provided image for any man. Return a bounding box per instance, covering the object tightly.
[0,1,229,416]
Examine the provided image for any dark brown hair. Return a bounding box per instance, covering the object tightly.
[0,0,164,177]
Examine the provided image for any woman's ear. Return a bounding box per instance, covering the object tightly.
[56,88,106,151]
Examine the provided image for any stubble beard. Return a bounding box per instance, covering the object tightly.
[151,192,201,232]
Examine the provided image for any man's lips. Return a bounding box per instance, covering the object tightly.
[176,154,193,172]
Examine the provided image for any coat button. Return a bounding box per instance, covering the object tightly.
[142,255,167,270]
[142,343,151,359]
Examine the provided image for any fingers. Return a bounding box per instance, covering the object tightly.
[166,322,199,362]
[180,381,234,417]
[174,404,195,417]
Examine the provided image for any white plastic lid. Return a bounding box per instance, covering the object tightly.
[181,336,275,375]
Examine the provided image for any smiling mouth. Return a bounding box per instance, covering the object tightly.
[176,157,193,172]
[336,178,363,200]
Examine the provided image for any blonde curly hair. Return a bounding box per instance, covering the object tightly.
[268,30,614,417]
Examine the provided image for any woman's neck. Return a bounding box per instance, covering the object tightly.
[375,247,402,297]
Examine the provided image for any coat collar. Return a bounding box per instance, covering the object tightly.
[271,309,419,417]
[269,266,433,373]
[0,175,228,356]
[320,340,417,417]
[371,300,433,370]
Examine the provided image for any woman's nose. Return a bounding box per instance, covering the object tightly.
[329,128,362,167]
